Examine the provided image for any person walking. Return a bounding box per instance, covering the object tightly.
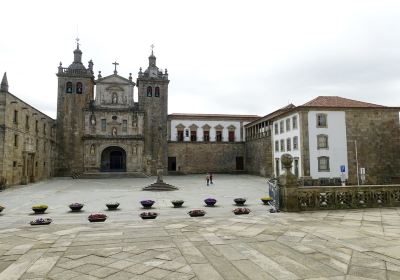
[210,173,213,185]
[206,173,210,186]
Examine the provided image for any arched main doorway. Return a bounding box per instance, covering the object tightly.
[101,146,126,172]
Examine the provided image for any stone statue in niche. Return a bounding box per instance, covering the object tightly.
[112,93,118,104]
[90,115,96,125]
[90,144,95,155]
[112,127,117,136]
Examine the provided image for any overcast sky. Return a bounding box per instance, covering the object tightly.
[1,0,400,118]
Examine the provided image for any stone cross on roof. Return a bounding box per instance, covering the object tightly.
[112,61,119,74]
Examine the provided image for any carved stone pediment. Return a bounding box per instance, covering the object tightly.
[202,124,211,130]
[175,123,185,130]
[214,124,224,130]
[227,125,236,131]
[189,124,198,130]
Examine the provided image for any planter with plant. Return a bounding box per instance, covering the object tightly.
[171,200,184,208]
[261,196,273,205]
[234,198,246,206]
[204,198,217,207]
[140,200,155,209]
[106,202,120,210]
[30,218,52,226]
[88,213,107,222]
[69,203,84,212]
[32,204,48,214]
[233,208,251,215]
[188,209,206,217]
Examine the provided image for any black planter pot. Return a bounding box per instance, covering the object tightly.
[204,199,217,207]
[69,204,84,212]
[32,208,47,214]
[88,217,107,222]
[234,198,246,206]
[261,199,272,205]
[140,212,158,219]
[141,201,155,209]
[171,201,184,208]
[106,203,120,210]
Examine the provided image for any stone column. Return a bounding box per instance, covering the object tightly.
[278,153,299,212]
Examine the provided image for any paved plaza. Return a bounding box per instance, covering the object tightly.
[0,175,400,279]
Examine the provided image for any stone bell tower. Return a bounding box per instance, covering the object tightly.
[137,47,169,175]
[55,40,95,176]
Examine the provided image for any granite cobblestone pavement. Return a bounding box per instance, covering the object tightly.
[0,175,400,279]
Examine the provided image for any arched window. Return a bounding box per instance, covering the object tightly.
[147,86,152,97]
[76,82,83,94]
[155,87,160,97]
[112,92,118,104]
[66,82,73,93]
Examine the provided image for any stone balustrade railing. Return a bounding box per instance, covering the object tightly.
[297,185,400,211]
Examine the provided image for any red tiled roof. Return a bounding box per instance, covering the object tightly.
[300,96,385,108]
[245,104,296,126]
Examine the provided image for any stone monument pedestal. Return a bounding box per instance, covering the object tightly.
[142,168,178,191]
[278,154,299,212]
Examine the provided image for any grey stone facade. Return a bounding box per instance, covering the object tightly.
[168,142,245,174]
[245,136,273,177]
[345,109,400,184]
[0,73,56,186]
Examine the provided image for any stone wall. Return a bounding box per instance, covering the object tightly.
[244,136,273,177]
[345,109,400,184]
[0,92,55,187]
[167,142,245,174]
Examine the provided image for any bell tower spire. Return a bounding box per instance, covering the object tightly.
[149,44,156,67]
[73,37,82,63]
[1,72,8,92]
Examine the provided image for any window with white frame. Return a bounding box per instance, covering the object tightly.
[286,118,290,131]
[317,134,328,149]
[274,123,278,135]
[286,138,291,151]
[275,140,279,152]
[316,113,327,127]
[280,139,285,152]
[293,136,298,150]
[318,156,330,171]
[292,116,298,129]
[280,120,284,133]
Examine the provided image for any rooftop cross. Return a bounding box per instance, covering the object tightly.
[76,37,80,49]
[112,61,119,74]
[150,44,155,54]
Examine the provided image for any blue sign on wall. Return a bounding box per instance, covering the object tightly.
[340,165,346,173]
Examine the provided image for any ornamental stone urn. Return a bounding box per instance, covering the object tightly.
[278,153,299,212]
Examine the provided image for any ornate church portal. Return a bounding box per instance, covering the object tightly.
[101,146,126,172]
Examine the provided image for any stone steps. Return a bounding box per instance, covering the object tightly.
[79,172,148,179]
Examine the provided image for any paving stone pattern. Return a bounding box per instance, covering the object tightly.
[0,175,400,279]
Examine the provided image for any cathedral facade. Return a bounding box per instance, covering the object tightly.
[55,44,168,177]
